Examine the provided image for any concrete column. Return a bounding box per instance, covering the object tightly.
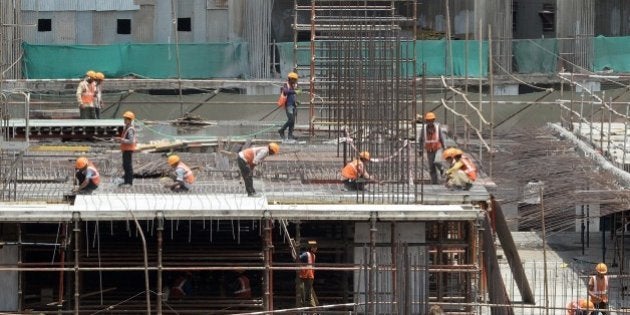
[133,0,156,42]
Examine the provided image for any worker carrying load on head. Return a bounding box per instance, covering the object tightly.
[297,240,318,308]
[76,70,97,119]
[417,112,445,184]
[341,151,373,191]
[166,155,195,192]
[115,111,137,188]
[588,263,609,315]
[237,142,279,197]
[443,148,476,191]
[278,71,300,141]
[566,298,595,315]
[73,157,100,194]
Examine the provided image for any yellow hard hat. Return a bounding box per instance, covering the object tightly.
[288,72,298,79]
[95,72,105,80]
[578,298,594,310]
[75,157,88,169]
[359,151,370,161]
[425,112,436,121]
[167,155,180,166]
[123,111,135,120]
[307,240,317,246]
[268,142,280,154]
[442,148,457,159]
[86,70,97,79]
[596,262,608,274]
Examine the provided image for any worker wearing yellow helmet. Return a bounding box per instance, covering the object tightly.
[72,157,100,194]
[165,155,195,192]
[566,298,594,315]
[115,111,137,187]
[237,142,280,197]
[588,263,609,314]
[76,70,98,119]
[417,111,445,184]
[93,72,105,119]
[443,147,476,191]
[340,151,373,191]
[278,71,301,141]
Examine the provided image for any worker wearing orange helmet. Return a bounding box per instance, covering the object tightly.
[278,71,300,141]
[166,155,195,192]
[298,240,319,308]
[417,112,445,184]
[73,157,100,194]
[566,298,595,315]
[340,151,373,191]
[93,72,105,119]
[237,143,279,197]
[76,70,98,119]
[588,263,609,314]
[443,148,476,191]
[115,111,137,187]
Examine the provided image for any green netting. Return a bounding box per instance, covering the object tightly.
[445,40,488,77]
[513,39,558,74]
[22,42,249,79]
[594,36,630,72]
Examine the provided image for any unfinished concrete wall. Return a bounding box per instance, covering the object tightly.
[594,0,630,36]
[0,246,18,311]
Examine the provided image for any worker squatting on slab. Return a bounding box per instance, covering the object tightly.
[73,157,100,194]
[588,263,609,315]
[237,142,279,197]
[165,155,195,192]
[442,147,477,191]
[566,298,595,315]
[340,151,374,191]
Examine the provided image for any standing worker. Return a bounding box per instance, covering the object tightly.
[418,112,445,184]
[588,263,609,315]
[298,240,318,309]
[237,142,279,197]
[116,111,137,188]
[76,70,97,119]
[94,72,105,119]
[166,155,195,192]
[340,151,373,191]
[73,157,100,194]
[443,148,476,191]
[278,72,300,141]
[566,298,595,315]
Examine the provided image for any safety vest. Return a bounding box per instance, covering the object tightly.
[423,122,442,152]
[460,155,477,181]
[239,147,267,167]
[176,162,195,184]
[299,251,315,279]
[87,164,101,186]
[341,159,363,180]
[590,275,608,303]
[234,275,251,298]
[120,125,136,151]
[80,81,96,105]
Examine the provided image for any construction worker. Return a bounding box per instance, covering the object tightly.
[341,151,372,191]
[73,157,100,194]
[298,240,318,309]
[94,72,105,119]
[166,155,195,192]
[76,70,97,119]
[428,305,445,315]
[231,269,252,299]
[443,148,476,191]
[237,142,279,197]
[417,112,445,184]
[588,263,609,315]
[115,111,137,187]
[566,298,595,315]
[278,72,300,141]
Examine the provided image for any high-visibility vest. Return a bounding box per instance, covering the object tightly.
[341,159,363,180]
[176,162,195,184]
[80,81,96,105]
[590,275,608,303]
[423,123,442,152]
[120,125,136,151]
[234,275,251,298]
[299,251,315,279]
[460,155,477,181]
[87,164,100,185]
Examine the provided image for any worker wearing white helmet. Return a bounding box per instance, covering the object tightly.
[166,155,195,192]
[237,143,280,197]
[278,71,300,141]
[588,263,609,314]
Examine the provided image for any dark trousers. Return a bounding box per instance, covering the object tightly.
[75,171,98,194]
[343,179,366,191]
[238,157,255,194]
[594,301,607,315]
[95,107,101,119]
[279,105,297,138]
[426,150,441,184]
[122,151,134,185]
[80,106,96,119]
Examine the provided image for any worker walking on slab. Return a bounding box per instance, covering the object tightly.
[237,142,279,197]
[443,148,476,191]
[166,155,195,192]
[94,72,105,119]
[76,70,97,119]
[278,72,300,141]
[73,157,100,194]
[588,263,609,315]
[417,112,445,184]
[341,151,372,191]
[298,240,318,309]
[566,298,595,315]
[116,111,137,187]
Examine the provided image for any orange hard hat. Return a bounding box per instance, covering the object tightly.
[596,262,608,274]
[452,148,464,157]
[288,72,298,79]
[578,298,594,310]
[359,151,370,161]
[425,112,436,121]
[95,72,105,80]
[268,142,280,154]
[123,111,135,120]
[167,155,180,166]
[75,157,88,169]
[442,148,457,159]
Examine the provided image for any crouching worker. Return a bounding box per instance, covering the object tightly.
[73,157,100,194]
[341,151,373,191]
[443,148,477,191]
[566,298,594,315]
[167,155,195,192]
